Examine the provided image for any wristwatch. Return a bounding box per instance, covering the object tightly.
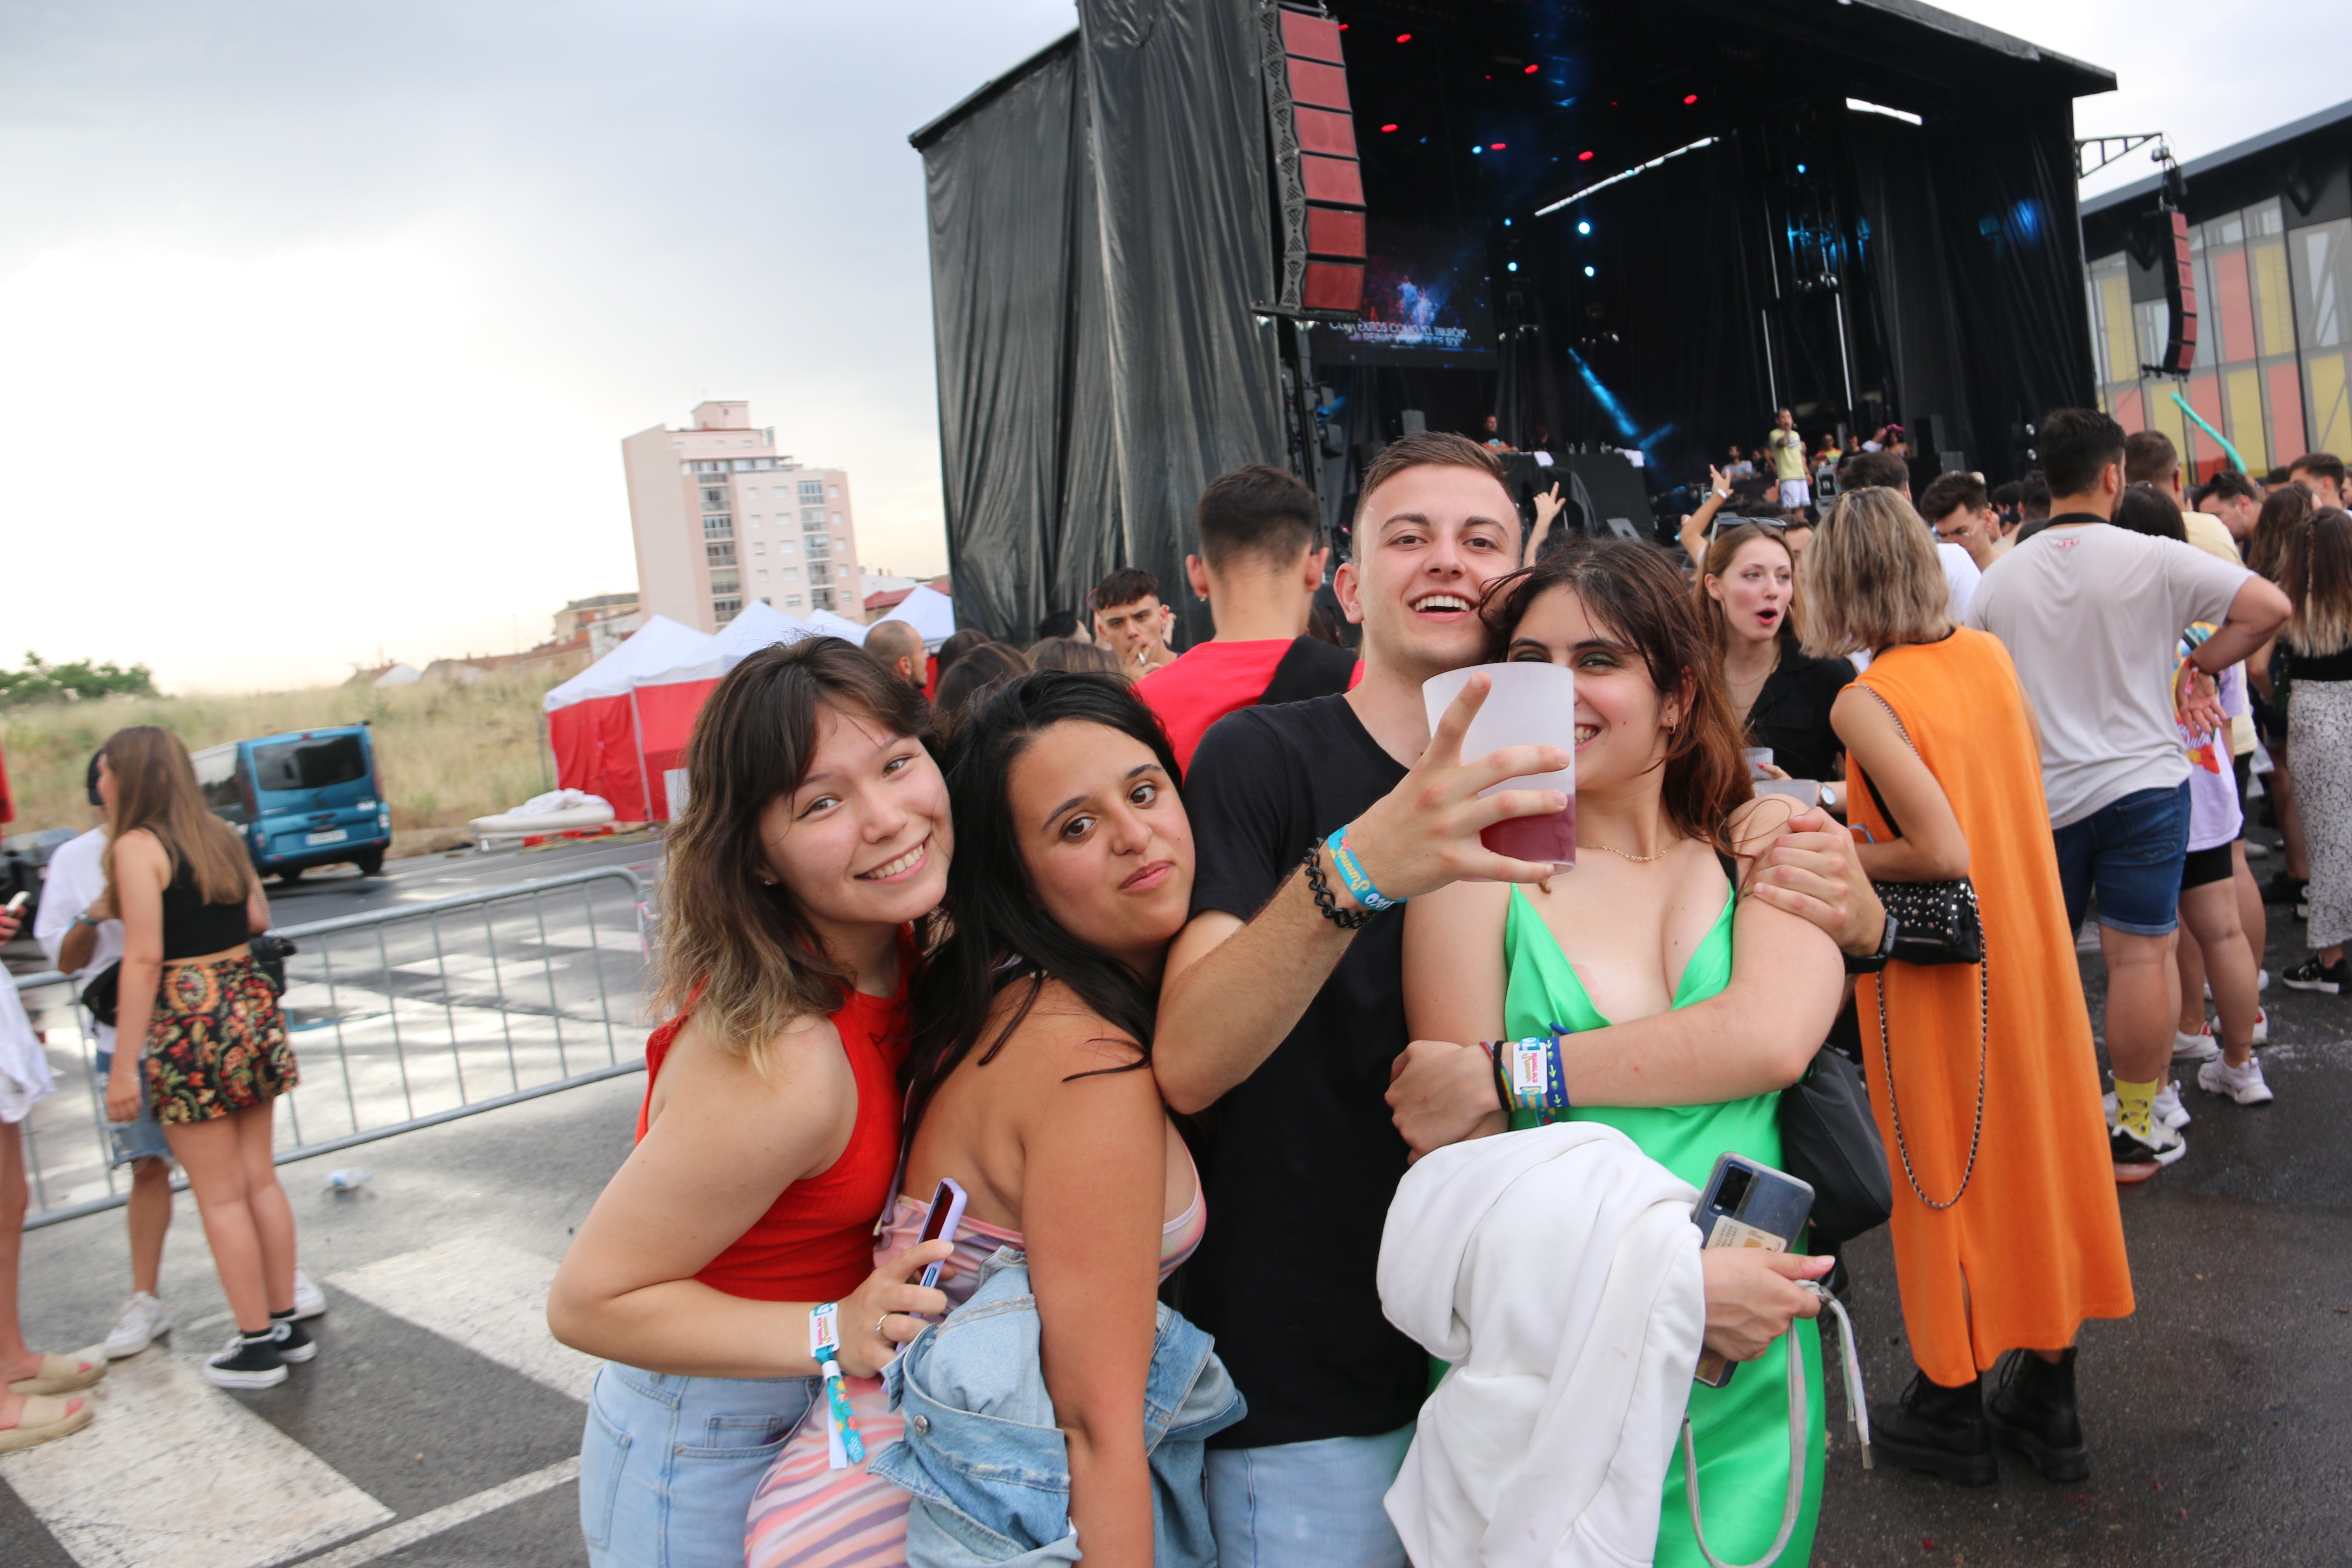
[1844,911,1900,975]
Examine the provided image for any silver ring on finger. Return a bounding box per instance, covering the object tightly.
[875,1313,892,1336]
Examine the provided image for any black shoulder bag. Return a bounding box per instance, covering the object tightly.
[1714,848,1893,1250]
[1854,686,1988,1211]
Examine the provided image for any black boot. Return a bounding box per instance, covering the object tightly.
[1987,1349,2089,1482]
[1870,1369,1997,1485]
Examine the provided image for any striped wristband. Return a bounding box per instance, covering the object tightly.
[1502,1032,1573,1122]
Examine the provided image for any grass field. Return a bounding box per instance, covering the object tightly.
[2,670,566,857]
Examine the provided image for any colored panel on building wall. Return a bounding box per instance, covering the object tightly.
[2144,382,2186,449]
[2269,360,2308,460]
[2185,374,2227,480]
[2214,250,2256,364]
[2224,366,2269,472]
[2101,273,2138,384]
[2252,241,2297,357]
[2113,383,2145,433]
[2309,353,2352,460]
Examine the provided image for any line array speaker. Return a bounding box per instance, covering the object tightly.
[1277,7,1365,313]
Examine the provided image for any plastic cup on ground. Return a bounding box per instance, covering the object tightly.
[1423,663,1577,869]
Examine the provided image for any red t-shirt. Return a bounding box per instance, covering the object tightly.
[1137,639,1363,770]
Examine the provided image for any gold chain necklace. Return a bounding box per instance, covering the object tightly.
[1581,841,1669,863]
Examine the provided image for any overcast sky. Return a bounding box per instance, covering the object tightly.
[1,0,2340,692]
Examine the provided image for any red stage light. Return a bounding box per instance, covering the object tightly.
[1578,150,1595,161]
[1525,64,1539,75]
[1337,21,1347,28]
[1684,94,1698,105]
[1381,123,1399,132]
[1490,142,1507,150]
[1395,33,1411,43]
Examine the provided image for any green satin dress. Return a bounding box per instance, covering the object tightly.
[1503,882,1824,1568]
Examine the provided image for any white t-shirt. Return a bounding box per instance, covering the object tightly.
[1966,523,2253,828]
[31,826,121,1054]
[1937,542,1981,623]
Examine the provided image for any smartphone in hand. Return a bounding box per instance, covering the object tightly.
[1690,1153,1815,1388]
[916,1177,967,1292]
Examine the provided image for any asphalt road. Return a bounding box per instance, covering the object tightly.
[7,830,2352,1566]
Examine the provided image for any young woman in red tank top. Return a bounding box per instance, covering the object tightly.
[549,639,958,1568]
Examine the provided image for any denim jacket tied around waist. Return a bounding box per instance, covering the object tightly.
[867,1247,1245,1568]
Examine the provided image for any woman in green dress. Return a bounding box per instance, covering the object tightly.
[1403,540,1849,1567]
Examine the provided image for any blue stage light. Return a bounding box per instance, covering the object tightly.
[1507,261,1519,272]
[1577,220,1591,235]
[1472,145,1483,154]
[1583,265,1596,277]
[1796,162,1808,174]
[1504,218,1513,227]
[1568,348,1641,444]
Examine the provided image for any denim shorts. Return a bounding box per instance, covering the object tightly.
[92,1051,175,1167]
[579,1361,819,1568]
[2052,782,2192,937]
[1205,1423,1415,1568]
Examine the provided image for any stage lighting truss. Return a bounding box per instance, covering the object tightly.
[2074,132,2169,181]
[1535,137,1719,217]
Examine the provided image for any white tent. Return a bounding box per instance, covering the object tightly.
[876,585,957,651]
[542,615,716,713]
[803,609,870,646]
[631,600,825,687]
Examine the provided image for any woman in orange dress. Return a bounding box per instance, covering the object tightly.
[1806,489,2134,1485]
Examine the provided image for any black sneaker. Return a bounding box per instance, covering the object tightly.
[2263,873,2308,907]
[205,1330,288,1389]
[2110,1121,2187,1183]
[270,1316,316,1364]
[2282,956,2349,994]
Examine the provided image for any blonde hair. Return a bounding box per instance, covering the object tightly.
[2282,506,2352,658]
[101,726,252,907]
[1801,488,1953,656]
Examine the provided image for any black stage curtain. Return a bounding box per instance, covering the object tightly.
[1079,0,1287,648]
[1926,100,2098,478]
[918,38,1113,640]
[1847,114,1972,462]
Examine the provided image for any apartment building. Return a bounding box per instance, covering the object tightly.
[620,401,863,631]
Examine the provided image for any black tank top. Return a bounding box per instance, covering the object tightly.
[160,854,250,960]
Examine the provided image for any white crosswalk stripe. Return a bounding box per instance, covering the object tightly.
[0,1349,393,1568]
[328,1235,599,1401]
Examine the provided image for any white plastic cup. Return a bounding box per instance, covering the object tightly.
[1422,663,1577,868]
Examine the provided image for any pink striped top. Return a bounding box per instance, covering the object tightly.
[744,1155,1204,1568]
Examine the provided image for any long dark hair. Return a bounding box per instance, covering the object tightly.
[654,636,934,1064]
[903,671,1179,1136]
[1479,539,1750,851]
[2248,483,2313,580]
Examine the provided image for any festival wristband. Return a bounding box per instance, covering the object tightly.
[808,1303,865,1469]
[1327,824,1402,911]
[1502,1032,1573,1122]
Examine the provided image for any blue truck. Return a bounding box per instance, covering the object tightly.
[191,724,393,883]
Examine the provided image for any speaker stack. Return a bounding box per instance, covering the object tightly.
[1276,8,1366,313]
[2150,208,2199,375]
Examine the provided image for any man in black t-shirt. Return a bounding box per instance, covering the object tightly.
[1158,432,1570,1566]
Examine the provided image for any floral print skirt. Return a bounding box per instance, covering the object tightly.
[143,955,298,1124]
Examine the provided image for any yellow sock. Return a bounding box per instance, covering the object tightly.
[2113,1076,2159,1140]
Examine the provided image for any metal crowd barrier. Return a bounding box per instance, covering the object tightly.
[13,865,651,1230]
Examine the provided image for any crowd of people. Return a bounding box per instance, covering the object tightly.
[6,412,2344,1568]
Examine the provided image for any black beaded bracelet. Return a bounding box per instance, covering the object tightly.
[1486,1040,1512,1116]
[1302,839,1372,929]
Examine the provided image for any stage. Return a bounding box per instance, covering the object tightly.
[913,0,2114,641]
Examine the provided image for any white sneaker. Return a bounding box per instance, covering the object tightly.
[2104,1082,2192,1131]
[291,1265,326,1321]
[104,1292,172,1360]
[2247,840,2271,858]
[2251,1009,2269,1045]
[2260,968,2271,992]
[2172,1026,2221,1063]
[2198,1054,2275,1106]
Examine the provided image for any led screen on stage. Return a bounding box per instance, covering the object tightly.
[1317,222,1495,366]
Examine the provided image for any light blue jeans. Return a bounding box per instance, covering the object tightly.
[579,1360,818,1568]
[1205,1423,1415,1568]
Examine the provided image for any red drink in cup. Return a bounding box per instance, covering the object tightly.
[1422,663,1577,870]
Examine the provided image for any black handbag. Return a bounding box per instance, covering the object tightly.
[81,962,120,1029]
[1853,685,1989,1211]
[1778,1044,1893,1249]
